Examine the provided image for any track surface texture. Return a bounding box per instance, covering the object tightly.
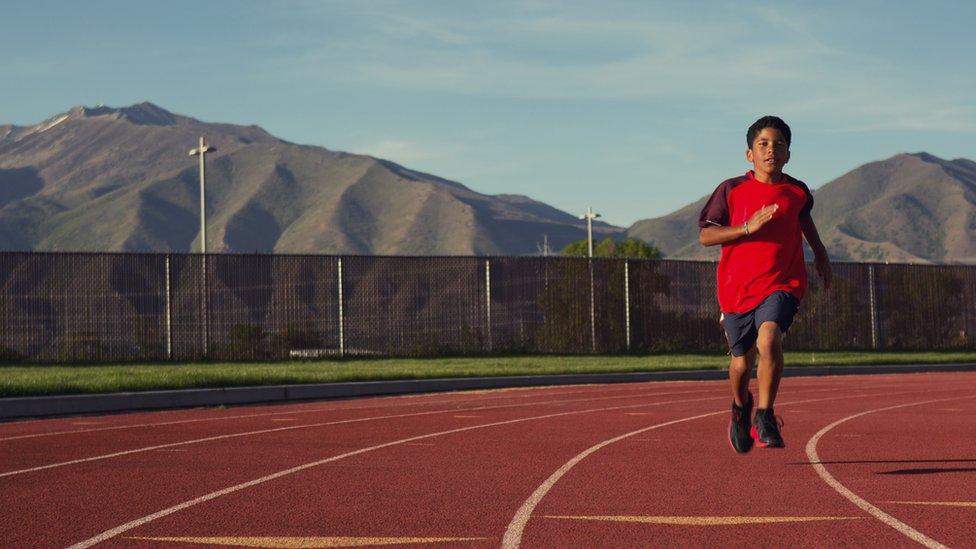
[2,372,975,548]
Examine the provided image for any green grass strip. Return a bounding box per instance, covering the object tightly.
[2,351,975,398]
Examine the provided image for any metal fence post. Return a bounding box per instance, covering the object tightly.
[202,254,209,358]
[338,257,345,357]
[868,264,879,349]
[624,259,631,351]
[485,259,492,353]
[589,258,597,353]
[165,253,172,360]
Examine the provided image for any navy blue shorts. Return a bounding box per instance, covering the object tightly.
[721,291,799,357]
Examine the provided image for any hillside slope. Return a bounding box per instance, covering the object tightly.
[627,153,976,264]
[0,103,623,255]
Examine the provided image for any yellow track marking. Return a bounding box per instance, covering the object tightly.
[129,536,487,547]
[544,515,860,525]
[887,501,976,508]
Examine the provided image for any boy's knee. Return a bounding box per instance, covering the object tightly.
[729,347,756,372]
[756,322,783,352]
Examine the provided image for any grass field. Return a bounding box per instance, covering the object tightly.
[2,351,976,397]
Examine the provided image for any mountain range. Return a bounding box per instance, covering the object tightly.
[2,103,974,263]
[627,152,976,264]
[0,103,622,255]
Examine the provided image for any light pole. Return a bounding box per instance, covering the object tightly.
[579,206,601,257]
[188,137,216,253]
[189,137,216,357]
[579,206,601,353]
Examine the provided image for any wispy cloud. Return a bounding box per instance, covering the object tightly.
[353,139,445,164]
[269,3,975,132]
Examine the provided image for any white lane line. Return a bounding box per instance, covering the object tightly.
[0,384,720,442]
[500,391,914,549]
[1,382,899,477]
[502,413,721,549]
[805,395,976,549]
[0,388,717,478]
[1,376,901,442]
[66,393,733,548]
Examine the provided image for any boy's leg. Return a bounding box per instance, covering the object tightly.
[729,346,757,406]
[755,322,784,409]
[727,346,757,454]
[750,291,798,448]
[722,311,759,454]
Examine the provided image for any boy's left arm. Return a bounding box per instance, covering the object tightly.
[800,213,832,290]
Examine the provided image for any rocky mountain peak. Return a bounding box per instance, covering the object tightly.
[65,102,178,126]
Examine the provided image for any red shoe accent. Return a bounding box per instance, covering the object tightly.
[750,425,770,448]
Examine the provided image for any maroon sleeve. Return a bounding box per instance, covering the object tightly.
[698,180,733,228]
[791,178,814,217]
[800,184,814,217]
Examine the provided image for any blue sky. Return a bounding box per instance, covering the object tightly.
[3,1,974,227]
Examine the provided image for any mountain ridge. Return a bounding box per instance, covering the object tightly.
[0,103,623,255]
[626,152,976,264]
[4,103,972,262]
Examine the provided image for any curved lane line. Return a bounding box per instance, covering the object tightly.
[805,395,976,549]
[502,411,723,548]
[66,393,731,549]
[0,389,718,478]
[500,391,912,549]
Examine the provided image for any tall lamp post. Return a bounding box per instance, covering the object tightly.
[579,206,601,353]
[189,137,216,356]
[189,137,216,253]
[579,206,601,257]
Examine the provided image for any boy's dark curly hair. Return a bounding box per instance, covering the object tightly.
[747,116,791,148]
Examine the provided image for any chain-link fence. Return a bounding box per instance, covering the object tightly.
[0,251,973,362]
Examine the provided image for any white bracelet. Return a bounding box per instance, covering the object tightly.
[743,222,750,235]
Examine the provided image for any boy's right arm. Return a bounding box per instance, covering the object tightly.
[699,204,778,246]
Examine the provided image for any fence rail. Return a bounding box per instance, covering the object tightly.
[0,252,973,362]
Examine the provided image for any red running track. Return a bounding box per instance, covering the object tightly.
[1,372,974,548]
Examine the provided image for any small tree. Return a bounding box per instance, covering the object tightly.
[561,237,661,259]
[594,238,618,257]
[561,239,591,257]
[617,238,662,259]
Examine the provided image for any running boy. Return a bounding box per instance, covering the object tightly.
[698,116,831,453]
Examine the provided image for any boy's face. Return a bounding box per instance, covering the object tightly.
[746,127,790,177]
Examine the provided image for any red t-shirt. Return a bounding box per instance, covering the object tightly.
[698,171,813,313]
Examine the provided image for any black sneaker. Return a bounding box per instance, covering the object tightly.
[728,392,754,454]
[751,408,784,448]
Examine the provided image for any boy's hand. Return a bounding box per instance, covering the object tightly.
[746,204,778,234]
[815,255,832,290]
